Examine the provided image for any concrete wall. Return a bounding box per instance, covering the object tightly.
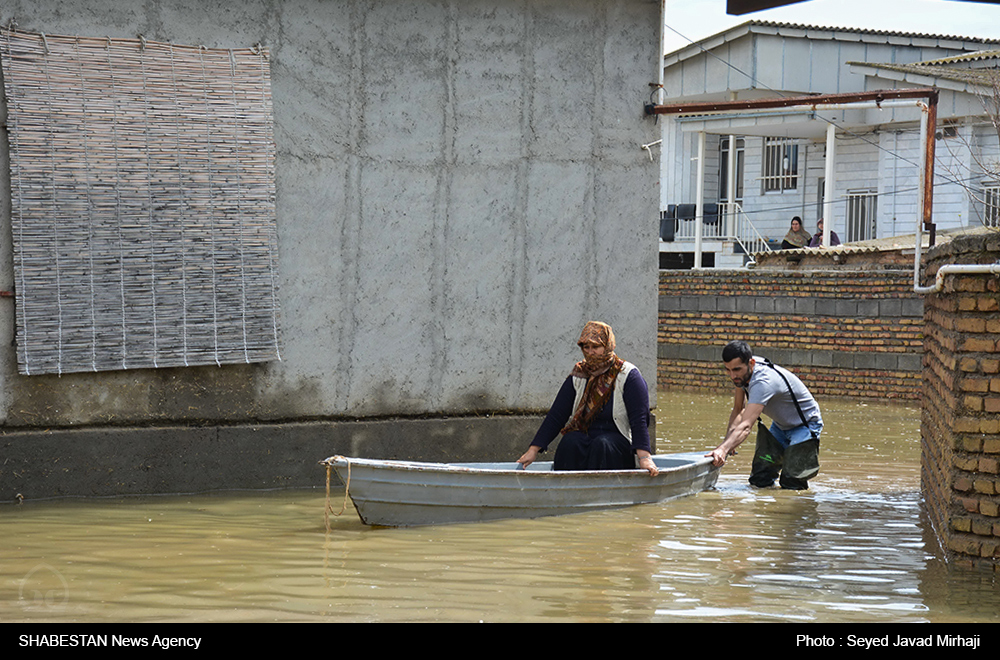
[0,0,662,498]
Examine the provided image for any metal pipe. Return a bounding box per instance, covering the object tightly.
[671,99,925,124]
[646,88,939,116]
[915,262,1000,295]
[913,95,941,293]
[923,92,938,246]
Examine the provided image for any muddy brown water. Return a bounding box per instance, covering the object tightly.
[2,392,997,623]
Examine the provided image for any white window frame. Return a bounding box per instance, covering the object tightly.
[983,183,1000,228]
[761,137,798,193]
[718,136,745,203]
[845,188,878,242]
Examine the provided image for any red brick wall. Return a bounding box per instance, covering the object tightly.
[922,231,1000,571]
[658,269,923,401]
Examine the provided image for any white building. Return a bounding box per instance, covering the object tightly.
[657,21,1000,268]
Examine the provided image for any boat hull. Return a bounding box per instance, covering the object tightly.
[320,452,720,527]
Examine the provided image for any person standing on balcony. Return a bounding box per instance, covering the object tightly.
[707,340,823,490]
[781,216,811,249]
[808,218,841,247]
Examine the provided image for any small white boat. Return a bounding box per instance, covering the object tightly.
[319,452,720,527]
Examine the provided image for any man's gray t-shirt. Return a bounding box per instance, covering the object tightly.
[745,357,822,431]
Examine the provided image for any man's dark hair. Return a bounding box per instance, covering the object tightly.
[722,340,752,364]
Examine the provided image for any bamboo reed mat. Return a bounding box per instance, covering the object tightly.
[1,30,282,375]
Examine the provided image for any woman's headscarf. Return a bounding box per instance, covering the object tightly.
[561,321,625,434]
[783,218,811,248]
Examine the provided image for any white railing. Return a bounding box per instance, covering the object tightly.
[661,202,772,262]
[725,203,772,261]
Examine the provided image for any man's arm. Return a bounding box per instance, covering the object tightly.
[707,389,763,467]
[725,387,745,437]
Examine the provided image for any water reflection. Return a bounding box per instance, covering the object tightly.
[1,392,997,622]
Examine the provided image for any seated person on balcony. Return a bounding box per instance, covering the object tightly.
[808,219,841,247]
[516,321,658,476]
[781,216,811,249]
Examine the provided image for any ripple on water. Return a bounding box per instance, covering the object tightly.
[0,393,997,622]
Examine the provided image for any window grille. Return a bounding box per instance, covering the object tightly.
[1,30,282,375]
[718,136,745,203]
[761,137,798,193]
[845,189,878,242]
[984,184,1000,228]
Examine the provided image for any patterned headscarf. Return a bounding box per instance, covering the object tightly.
[561,321,624,434]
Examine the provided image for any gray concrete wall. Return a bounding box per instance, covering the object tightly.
[0,0,661,497]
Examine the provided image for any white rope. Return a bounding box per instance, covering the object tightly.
[324,457,352,532]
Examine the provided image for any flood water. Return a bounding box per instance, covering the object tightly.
[2,392,998,624]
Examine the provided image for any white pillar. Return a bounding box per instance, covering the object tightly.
[823,123,836,248]
[727,134,737,237]
[695,131,706,269]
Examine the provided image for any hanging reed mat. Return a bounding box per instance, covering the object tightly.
[0,29,282,375]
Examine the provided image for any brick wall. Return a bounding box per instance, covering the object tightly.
[922,230,1000,571]
[658,269,924,401]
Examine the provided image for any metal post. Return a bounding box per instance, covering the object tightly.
[923,92,938,246]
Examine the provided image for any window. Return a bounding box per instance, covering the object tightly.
[762,137,798,192]
[718,136,744,203]
[984,184,1000,228]
[1,30,282,375]
[845,189,878,242]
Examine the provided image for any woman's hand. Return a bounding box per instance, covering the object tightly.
[517,446,541,469]
[637,452,658,476]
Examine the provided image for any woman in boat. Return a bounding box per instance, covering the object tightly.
[516,321,658,476]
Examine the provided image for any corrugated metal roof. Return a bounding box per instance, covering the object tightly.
[848,60,999,90]
[739,19,1000,44]
[667,20,1000,60]
[919,49,1000,65]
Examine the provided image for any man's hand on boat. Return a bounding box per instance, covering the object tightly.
[705,446,737,467]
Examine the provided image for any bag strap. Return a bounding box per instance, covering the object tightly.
[760,357,818,441]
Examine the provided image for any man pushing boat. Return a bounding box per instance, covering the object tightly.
[707,340,823,489]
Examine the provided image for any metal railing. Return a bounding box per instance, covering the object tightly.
[660,202,772,262]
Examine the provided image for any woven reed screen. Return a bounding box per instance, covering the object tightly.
[1,30,282,375]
